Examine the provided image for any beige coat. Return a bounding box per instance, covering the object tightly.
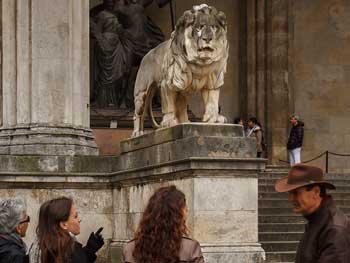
[123,237,205,263]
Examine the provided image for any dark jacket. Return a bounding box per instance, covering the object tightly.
[70,241,97,263]
[123,237,205,263]
[0,233,29,263]
[287,121,304,150]
[29,240,97,263]
[296,196,350,263]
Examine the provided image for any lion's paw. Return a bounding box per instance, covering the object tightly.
[217,114,227,123]
[161,114,179,128]
[203,113,227,123]
[132,129,144,138]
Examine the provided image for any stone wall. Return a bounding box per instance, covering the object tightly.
[291,0,350,171]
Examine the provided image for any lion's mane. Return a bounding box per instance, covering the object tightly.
[162,5,229,92]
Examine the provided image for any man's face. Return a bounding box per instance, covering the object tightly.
[288,186,321,215]
[247,120,254,128]
[290,117,298,126]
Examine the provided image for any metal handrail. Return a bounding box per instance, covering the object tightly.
[279,150,350,173]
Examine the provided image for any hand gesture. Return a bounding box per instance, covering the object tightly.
[86,227,105,253]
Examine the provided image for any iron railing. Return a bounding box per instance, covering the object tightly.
[279,151,350,173]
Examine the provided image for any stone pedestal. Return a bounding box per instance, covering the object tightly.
[0,0,98,155]
[110,123,266,263]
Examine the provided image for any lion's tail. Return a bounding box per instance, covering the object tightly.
[132,67,159,137]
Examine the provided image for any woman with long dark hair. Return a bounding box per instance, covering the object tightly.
[29,197,104,263]
[123,185,204,263]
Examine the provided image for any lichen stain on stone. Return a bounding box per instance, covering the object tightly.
[208,151,231,157]
[197,136,205,146]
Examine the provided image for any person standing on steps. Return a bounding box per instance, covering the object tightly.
[247,117,264,158]
[287,114,304,165]
[275,163,350,263]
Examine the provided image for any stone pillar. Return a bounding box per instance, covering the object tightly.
[110,124,266,263]
[244,0,292,163]
[0,0,98,155]
[265,0,292,163]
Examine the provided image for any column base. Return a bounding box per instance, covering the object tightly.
[0,124,99,156]
[202,243,266,263]
[109,241,266,263]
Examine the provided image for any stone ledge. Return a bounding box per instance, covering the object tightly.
[0,155,117,173]
[0,125,99,156]
[121,123,244,153]
[110,157,266,185]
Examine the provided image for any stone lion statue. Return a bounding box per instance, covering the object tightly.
[132,4,229,137]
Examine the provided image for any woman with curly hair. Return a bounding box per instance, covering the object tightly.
[29,197,104,263]
[123,185,204,263]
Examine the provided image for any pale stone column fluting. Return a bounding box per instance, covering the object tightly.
[0,0,98,155]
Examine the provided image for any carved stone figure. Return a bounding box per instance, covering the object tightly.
[90,0,166,109]
[132,4,229,137]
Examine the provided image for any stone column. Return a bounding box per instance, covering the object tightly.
[244,0,292,163]
[110,124,266,263]
[265,0,292,163]
[0,0,98,155]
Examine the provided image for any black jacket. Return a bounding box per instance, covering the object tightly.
[42,241,97,263]
[296,196,350,263]
[0,233,29,263]
[287,122,304,150]
[71,241,97,263]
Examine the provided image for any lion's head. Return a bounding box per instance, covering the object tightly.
[172,4,228,65]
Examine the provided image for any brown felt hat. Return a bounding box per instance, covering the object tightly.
[275,163,336,193]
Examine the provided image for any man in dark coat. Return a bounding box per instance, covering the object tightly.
[0,198,30,263]
[287,114,304,165]
[275,164,350,263]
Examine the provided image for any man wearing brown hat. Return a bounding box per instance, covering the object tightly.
[275,163,350,263]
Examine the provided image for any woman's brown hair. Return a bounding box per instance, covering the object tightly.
[133,185,188,263]
[37,197,74,263]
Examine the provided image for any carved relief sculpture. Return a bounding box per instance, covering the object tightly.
[132,4,229,137]
[90,0,168,109]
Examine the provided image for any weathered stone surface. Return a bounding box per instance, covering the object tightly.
[122,123,244,153]
[291,0,350,171]
[0,155,115,173]
[110,124,265,263]
[118,124,256,171]
[0,0,95,156]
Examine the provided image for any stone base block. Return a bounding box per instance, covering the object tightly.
[109,242,266,263]
[0,124,99,155]
[202,244,265,263]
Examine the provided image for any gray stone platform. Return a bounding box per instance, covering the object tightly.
[0,123,266,263]
[110,123,266,263]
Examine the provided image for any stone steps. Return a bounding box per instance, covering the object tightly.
[258,170,350,263]
[265,251,296,262]
[259,223,305,232]
[259,206,350,214]
[262,241,299,252]
[259,184,350,192]
[259,198,350,207]
[259,191,350,199]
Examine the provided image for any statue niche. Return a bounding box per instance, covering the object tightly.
[132,4,229,137]
[90,0,170,111]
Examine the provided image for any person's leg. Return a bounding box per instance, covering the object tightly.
[288,150,295,166]
[294,147,301,164]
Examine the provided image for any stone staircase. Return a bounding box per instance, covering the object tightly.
[258,166,350,263]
